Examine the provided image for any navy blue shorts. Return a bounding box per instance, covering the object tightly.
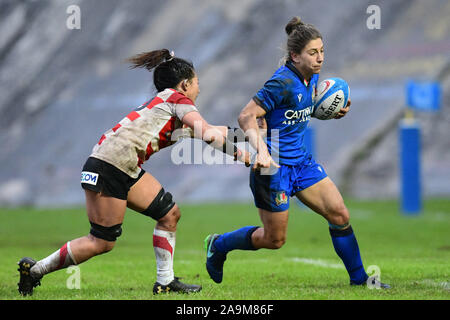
[249,158,327,212]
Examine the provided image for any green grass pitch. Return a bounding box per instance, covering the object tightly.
[0,199,449,300]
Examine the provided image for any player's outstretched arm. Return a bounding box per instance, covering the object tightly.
[182,111,251,166]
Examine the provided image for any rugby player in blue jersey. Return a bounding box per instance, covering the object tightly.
[205,17,390,289]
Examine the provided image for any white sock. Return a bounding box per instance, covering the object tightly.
[30,241,77,277]
[153,228,175,285]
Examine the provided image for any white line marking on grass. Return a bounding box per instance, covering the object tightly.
[291,258,345,269]
[417,279,450,291]
[429,212,450,222]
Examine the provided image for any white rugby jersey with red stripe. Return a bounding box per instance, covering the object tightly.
[90,88,197,178]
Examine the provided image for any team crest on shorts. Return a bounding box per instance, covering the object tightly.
[275,191,288,206]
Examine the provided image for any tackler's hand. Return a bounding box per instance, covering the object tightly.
[252,151,280,171]
[236,149,252,167]
[334,98,351,119]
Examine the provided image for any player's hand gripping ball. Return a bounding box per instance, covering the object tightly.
[313,77,350,120]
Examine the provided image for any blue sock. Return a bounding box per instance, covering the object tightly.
[213,226,259,254]
[329,225,368,284]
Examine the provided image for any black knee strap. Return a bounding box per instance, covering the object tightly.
[90,221,122,241]
[329,225,353,237]
[140,188,175,221]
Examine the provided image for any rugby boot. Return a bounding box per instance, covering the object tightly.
[205,234,227,283]
[17,257,42,296]
[153,277,202,294]
[351,276,391,289]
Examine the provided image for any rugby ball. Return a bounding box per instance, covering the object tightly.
[313,78,349,120]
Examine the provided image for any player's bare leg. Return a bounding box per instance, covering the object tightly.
[127,172,201,294]
[205,208,287,284]
[296,177,349,227]
[18,191,126,296]
[251,209,289,249]
[296,177,390,288]
[69,191,127,262]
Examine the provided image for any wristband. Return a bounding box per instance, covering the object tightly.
[222,140,239,160]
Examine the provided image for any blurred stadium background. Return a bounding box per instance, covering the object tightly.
[0,0,449,207]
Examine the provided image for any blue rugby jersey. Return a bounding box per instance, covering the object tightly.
[253,61,319,166]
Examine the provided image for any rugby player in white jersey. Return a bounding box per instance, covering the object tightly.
[17,49,250,296]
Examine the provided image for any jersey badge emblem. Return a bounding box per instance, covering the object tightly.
[275,191,288,206]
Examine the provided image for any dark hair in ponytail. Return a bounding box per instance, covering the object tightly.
[284,16,322,62]
[127,49,195,92]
